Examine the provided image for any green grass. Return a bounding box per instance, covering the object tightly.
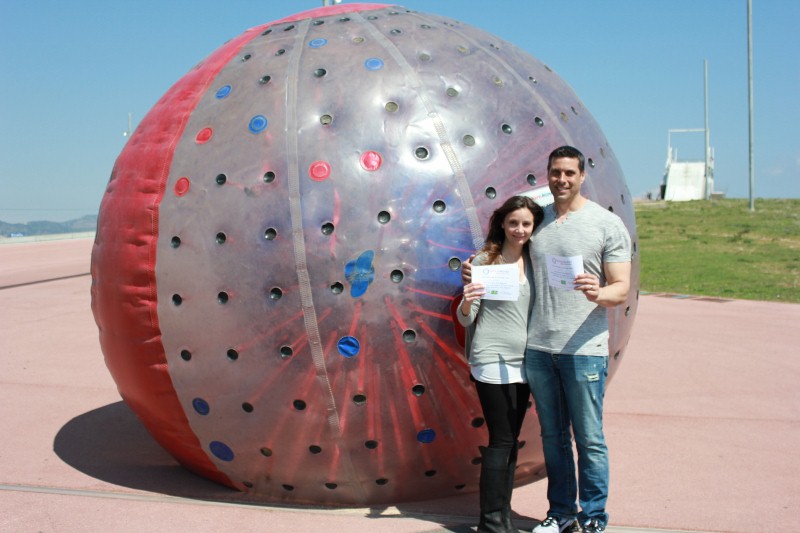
[634,198,800,303]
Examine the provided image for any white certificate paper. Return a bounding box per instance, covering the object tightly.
[472,263,520,301]
[546,255,584,290]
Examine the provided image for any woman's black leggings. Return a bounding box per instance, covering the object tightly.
[474,380,530,450]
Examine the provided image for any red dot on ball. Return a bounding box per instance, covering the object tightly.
[360,151,382,171]
[174,177,191,196]
[195,127,213,144]
[309,161,331,181]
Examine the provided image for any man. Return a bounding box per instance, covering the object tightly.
[463,146,632,533]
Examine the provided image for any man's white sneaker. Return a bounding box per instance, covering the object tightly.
[532,515,576,533]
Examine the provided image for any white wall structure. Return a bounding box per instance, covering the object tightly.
[662,129,715,201]
[664,159,707,201]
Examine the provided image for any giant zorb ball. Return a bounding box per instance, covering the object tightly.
[91,3,639,505]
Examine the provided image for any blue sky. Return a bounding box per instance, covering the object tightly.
[1,0,797,223]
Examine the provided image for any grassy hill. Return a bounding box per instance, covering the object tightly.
[635,199,800,303]
[0,214,97,237]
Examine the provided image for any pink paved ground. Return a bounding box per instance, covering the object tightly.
[1,237,798,533]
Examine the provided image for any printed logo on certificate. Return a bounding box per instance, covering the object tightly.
[472,263,519,301]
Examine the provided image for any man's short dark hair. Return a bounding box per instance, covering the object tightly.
[547,145,585,173]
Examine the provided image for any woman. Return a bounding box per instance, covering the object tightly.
[459,195,544,533]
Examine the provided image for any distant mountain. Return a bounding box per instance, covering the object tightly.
[0,214,97,237]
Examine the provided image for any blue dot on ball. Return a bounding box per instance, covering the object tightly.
[337,336,361,358]
[192,397,210,415]
[215,85,232,99]
[364,58,384,71]
[417,429,436,444]
[210,441,235,462]
[248,115,268,133]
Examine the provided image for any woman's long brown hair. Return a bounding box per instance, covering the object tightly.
[480,196,544,264]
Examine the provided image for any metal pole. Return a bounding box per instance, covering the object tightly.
[704,60,711,200]
[123,112,132,137]
[747,0,755,211]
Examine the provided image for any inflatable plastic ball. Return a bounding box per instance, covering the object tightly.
[91,3,639,505]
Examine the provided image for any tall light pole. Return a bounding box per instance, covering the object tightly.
[123,112,132,138]
[747,0,755,211]
[704,59,711,200]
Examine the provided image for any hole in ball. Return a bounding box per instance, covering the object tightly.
[353,394,367,405]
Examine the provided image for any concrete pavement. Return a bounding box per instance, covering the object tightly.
[1,237,797,532]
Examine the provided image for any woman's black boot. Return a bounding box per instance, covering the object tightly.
[501,442,519,531]
[478,446,512,532]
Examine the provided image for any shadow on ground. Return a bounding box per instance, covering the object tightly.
[53,402,540,531]
[53,401,236,499]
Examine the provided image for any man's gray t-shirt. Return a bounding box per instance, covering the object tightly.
[527,200,631,356]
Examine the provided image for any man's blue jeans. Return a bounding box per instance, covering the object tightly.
[525,349,609,526]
